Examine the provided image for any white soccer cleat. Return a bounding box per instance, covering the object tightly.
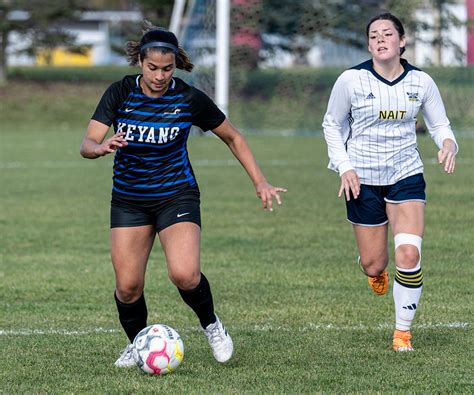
[114,344,137,368]
[203,315,234,363]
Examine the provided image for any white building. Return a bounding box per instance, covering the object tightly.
[7,11,142,66]
[6,3,472,67]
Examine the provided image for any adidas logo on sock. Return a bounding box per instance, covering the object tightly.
[366,92,376,99]
[402,303,417,310]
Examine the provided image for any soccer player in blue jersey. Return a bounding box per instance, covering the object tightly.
[322,13,458,351]
[80,23,287,367]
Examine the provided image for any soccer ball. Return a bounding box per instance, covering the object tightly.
[133,324,184,375]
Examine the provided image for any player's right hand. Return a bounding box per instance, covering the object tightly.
[339,169,360,201]
[95,132,128,157]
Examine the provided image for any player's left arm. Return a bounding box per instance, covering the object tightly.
[438,138,457,174]
[212,119,287,211]
[421,74,458,174]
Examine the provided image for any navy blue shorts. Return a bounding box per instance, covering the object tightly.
[346,173,426,226]
[110,188,201,232]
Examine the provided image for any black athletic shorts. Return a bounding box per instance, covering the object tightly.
[110,188,201,232]
[345,173,426,226]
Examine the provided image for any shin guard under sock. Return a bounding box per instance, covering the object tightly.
[178,273,216,329]
[393,265,423,331]
[115,292,148,342]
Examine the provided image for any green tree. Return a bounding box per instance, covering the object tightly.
[105,0,174,57]
[134,0,174,28]
[260,0,469,65]
[260,0,423,64]
[231,0,263,69]
[0,0,89,84]
[424,0,466,65]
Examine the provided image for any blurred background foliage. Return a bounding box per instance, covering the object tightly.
[0,0,469,81]
[3,64,473,134]
[1,0,472,133]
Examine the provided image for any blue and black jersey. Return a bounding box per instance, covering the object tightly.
[91,75,225,200]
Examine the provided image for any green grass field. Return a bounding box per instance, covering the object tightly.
[0,81,473,393]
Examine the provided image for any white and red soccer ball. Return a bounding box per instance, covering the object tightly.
[133,324,184,375]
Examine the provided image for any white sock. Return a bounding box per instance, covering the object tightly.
[393,263,423,331]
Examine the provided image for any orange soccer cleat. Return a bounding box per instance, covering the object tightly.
[367,271,389,296]
[393,330,414,352]
[358,257,389,296]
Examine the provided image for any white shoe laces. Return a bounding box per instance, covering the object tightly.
[121,344,134,355]
[204,317,233,363]
[206,322,225,345]
[117,344,134,362]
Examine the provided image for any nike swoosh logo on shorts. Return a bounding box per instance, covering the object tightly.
[124,108,134,112]
[177,212,190,218]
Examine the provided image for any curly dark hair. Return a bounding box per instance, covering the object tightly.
[126,21,194,71]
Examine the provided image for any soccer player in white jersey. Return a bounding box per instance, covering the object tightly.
[80,22,287,367]
[322,13,458,351]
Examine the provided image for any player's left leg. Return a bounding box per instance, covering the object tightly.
[158,222,233,363]
[387,201,425,351]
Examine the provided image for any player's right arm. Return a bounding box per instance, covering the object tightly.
[322,71,360,200]
[80,120,127,159]
[80,78,131,159]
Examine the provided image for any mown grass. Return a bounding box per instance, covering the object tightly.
[0,79,472,393]
[5,65,474,133]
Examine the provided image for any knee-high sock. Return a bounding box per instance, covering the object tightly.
[115,292,148,342]
[393,264,423,331]
[178,273,216,329]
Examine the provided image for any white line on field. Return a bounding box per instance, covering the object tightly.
[1,158,472,170]
[425,158,473,165]
[0,322,468,336]
[251,322,470,331]
[0,328,120,336]
[0,159,315,169]
[193,159,315,167]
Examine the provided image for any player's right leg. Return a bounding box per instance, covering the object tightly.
[353,224,390,295]
[111,224,156,367]
[346,184,390,295]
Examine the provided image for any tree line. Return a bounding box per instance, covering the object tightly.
[0,0,467,84]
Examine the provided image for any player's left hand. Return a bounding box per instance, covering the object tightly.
[255,182,287,212]
[438,139,457,174]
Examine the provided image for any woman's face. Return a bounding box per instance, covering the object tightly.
[140,50,176,97]
[367,19,405,62]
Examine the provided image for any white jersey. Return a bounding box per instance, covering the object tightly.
[322,59,458,185]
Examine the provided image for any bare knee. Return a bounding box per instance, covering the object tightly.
[169,269,200,290]
[395,245,420,269]
[115,282,144,303]
[361,255,389,277]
